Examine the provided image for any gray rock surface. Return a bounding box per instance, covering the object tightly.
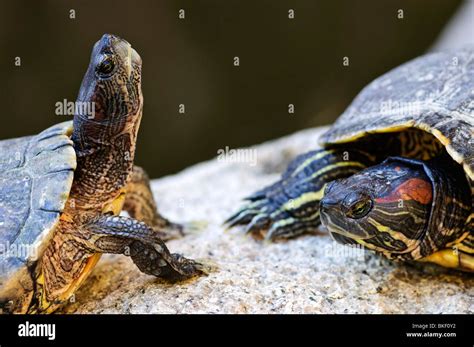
[62,127,474,314]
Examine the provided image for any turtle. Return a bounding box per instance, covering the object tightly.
[226,46,474,272]
[0,34,210,314]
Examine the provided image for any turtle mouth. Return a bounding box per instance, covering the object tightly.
[320,210,372,240]
[320,199,373,240]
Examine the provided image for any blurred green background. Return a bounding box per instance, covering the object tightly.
[0,0,463,178]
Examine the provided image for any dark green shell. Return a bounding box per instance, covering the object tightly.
[321,47,474,182]
[0,121,76,288]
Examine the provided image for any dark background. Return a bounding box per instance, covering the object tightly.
[0,0,462,178]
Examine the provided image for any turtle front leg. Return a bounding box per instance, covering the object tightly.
[84,214,212,280]
[225,148,376,241]
[29,213,212,314]
[123,166,184,241]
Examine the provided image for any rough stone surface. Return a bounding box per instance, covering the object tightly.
[62,127,474,314]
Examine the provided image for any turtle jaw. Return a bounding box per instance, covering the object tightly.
[320,202,373,241]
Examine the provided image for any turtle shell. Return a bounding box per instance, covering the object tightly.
[320,47,474,181]
[0,121,76,296]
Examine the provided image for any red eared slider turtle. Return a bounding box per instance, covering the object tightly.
[0,34,209,314]
[227,47,474,272]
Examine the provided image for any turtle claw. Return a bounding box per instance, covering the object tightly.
[223,208,255,228]
[225,192,287,239]
[244,213,270,235]
[225,182,322,241]
[265,222,291,241]
[165,254,217,281]
[223,199,269,228]
[192,258,219,275]
[225,156,329,241]
[224,200,270,235]
[244,190,266,201]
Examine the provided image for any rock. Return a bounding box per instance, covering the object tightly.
[62,127,474,314]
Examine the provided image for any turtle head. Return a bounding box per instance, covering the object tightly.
[320,157,433,255]
[73,34,143,135]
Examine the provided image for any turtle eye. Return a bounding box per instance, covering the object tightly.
[96,56,115,78]
[346,198,373,219]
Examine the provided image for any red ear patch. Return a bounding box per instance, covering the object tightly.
[375,178,432,205]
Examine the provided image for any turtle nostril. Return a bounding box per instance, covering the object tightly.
[320,197,338,214]
[319,198,339,228]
